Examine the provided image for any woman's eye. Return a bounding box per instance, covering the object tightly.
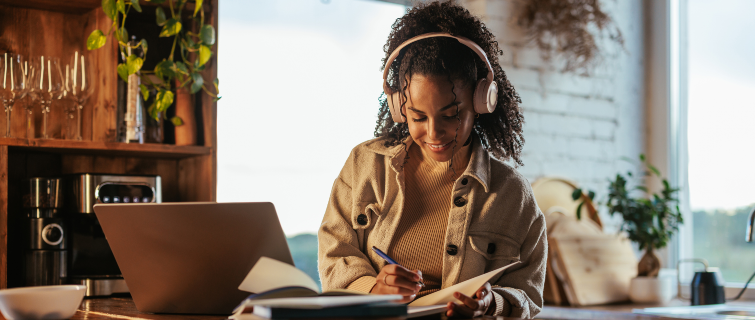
[443,113,459,120]
[412,117,427,123]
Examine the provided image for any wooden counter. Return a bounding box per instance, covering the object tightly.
[0,296,701,320]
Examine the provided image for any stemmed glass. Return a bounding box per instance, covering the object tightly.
[65,51,93,141]
[0,53,31,138]
[28,56,63,139]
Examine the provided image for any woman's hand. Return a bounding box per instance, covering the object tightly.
[370,264,423,303]
[445,282,493,318]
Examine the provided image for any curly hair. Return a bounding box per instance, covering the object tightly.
[374,1,525,166]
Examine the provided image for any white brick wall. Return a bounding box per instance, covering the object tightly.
[462,0,646,231]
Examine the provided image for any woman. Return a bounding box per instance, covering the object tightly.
[318,2,546,318]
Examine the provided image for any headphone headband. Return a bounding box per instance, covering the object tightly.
[381,32,498,123]
[382,32,495,93]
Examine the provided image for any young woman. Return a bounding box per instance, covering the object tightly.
[318,2,546,318]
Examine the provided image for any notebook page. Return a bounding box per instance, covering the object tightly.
[409,261,519,307]
[239,257,320,294]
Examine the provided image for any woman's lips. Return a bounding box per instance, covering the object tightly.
[425,141,452,153]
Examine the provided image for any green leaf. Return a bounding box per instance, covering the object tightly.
[198,44,212,66]
[193,0,203,17]
[213,96,221,102]
[116,0,126,15]
[190,72,204,94]
[126,54,144,75]
[155,89,174,113]
[139,84,149,101]
[156,7,167,26]
[571,189,582,201]
[213,78,219,92]
[102,0,117,21]
[155,60,176,79]
[117,27,129,43]
[648,164,661,177]
[576,202,584,220]
[131,0,141,12]
[148,101,158,120]
[587,190,595,200]
[117,63,129,82]
[140,39,148,55]
[160,19,182,37]
[87,29,108,50]
[635,186,649,192]
[170,116,184,126]
[200,24,215,45]
[175,61,189,75]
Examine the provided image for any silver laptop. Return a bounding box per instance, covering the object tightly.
[93,202,294,315]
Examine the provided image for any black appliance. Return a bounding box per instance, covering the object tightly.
[65,174,161,296]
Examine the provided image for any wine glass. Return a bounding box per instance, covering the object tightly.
[0,53,31,138]
[28,56,63,139]
[66,51,94,141]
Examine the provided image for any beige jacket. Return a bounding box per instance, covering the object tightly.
[317,136,547,318]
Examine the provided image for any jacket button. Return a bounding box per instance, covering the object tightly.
[453,197,466,207]
[461,178,468,185]
[357,214,368,226]
[487,243,496,254]
[446,244,458,256]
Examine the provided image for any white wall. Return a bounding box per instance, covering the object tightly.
[461,0,646,231]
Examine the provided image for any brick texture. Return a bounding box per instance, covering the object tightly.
[461,0,645,231]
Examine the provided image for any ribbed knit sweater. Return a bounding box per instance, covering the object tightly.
[347,141,471,296]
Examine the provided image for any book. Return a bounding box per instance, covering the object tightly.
[231,257,403,315]
[248,302,407,319]
[408,261,520,307]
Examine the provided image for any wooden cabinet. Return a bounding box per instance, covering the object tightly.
[0,0,218,288]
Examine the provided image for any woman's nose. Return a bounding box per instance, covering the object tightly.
[427,119,445,140]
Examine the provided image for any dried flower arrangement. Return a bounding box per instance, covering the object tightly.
[516,0,625,75]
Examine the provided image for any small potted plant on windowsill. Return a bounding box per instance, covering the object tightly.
[607,154,684,303]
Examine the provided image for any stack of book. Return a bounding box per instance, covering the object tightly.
[230,257,514,319]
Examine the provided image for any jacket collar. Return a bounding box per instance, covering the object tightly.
[364,136,491,192]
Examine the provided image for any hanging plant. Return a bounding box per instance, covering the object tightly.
[86,0,220,124]
[516,0,625,75]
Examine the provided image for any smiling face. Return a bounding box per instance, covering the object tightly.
[402,74,476,163]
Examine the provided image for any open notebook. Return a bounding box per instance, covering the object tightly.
[233,257,518,317]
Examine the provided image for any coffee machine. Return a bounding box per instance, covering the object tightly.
[65,174,161,296]
[23,178,66,286]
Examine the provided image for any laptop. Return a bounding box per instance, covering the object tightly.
[93,202,294,315]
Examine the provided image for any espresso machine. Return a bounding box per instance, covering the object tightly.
[65,174,161,296]
[23,178,66,286]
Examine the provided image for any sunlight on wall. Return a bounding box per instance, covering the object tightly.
[217,0,405,235]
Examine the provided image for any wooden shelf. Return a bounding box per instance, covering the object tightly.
[0,0,209,14]
[0,138,211,158]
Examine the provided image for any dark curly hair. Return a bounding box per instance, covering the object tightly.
[374,1,525,166]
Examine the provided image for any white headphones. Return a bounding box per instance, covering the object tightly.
[382,32,498,123]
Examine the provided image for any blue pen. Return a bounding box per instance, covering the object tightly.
[372,246,425,288]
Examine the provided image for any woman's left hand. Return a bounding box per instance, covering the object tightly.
[445,282,493,318]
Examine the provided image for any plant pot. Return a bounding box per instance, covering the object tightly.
[629,276,673,304]
[173,84,197,146]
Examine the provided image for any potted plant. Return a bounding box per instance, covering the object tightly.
[86,0,220,144]
[606,154,683,303]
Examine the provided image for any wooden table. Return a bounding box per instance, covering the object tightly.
[61,297,686,320]
[5,296,740,320]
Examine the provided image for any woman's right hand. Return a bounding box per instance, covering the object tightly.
[371,264,423,303]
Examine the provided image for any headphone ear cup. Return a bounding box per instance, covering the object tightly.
[473,78,498,114]
[386,90,406,123]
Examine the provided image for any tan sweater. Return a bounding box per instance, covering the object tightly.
[392,142,470,296]
[318,136,547,318]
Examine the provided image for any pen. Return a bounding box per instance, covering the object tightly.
[371,246,425,288]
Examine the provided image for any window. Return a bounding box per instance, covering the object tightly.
[217,0,406,287]
[685,0,755,283]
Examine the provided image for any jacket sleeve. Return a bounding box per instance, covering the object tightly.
[317,149,378,292]
[490,203,547,318]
